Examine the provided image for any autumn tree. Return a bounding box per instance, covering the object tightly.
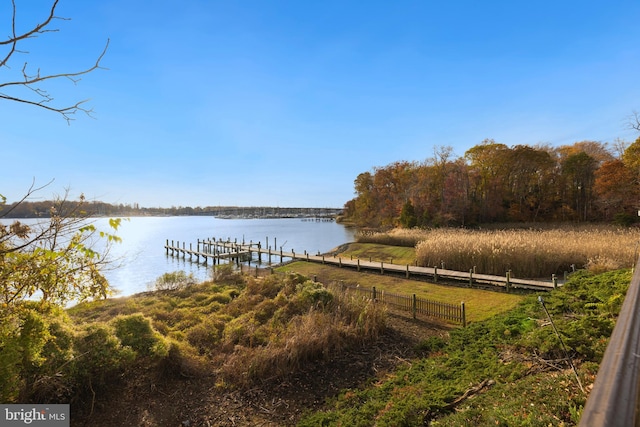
[504,145,555,221]
[594,159,638,223]
[464,139,511,222]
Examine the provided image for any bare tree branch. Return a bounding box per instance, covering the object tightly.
[0,0,108,123]
[628,111,640,132]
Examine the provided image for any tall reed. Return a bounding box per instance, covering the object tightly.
[357,228,430,247]
[413,226,640,278]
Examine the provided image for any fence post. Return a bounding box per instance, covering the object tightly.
[469,269,473,287]
[434,266,438,282]
[412,294,417,319]
[372,286,377,301]
[357,259,360,272]
[461,302,466,327]
[552,274,558,289]
[506,270,511,293]
[339,257,342,268]
[406,264,410,279]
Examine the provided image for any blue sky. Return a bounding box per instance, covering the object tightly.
[2,0,639,208]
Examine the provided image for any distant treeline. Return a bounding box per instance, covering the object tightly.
[343,138,640,228]
[1,201,342,219]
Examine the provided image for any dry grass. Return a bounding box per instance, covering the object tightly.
[70,273,389,390]
[357,228,428,247]
[413,226,640,277]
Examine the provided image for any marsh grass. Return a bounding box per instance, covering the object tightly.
[358,226,640,278]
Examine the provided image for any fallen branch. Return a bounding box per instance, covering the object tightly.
[443,379,495,410]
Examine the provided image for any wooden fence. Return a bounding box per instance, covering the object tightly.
[329,282,466,326]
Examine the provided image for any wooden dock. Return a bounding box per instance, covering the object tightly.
[165,238,559,292]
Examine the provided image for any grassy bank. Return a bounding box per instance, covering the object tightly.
[299,268,632,426]
[277,261,523,323]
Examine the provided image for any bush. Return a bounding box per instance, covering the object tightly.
[213,264,244,284]
[72,324,136,390]
[149,270,197,291]
[112,314,168,358]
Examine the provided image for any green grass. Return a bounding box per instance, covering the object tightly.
[298,268,632,426]
[277,261,523,324]
[337,242,417,265]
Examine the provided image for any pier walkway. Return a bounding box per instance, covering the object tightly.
[165,238,558,292]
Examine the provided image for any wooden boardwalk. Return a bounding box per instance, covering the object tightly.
[165,238,559,292]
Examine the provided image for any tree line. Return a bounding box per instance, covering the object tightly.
[1,200,341,219]
[343,138,640,228]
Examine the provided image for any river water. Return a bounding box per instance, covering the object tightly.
[91,216,356,296]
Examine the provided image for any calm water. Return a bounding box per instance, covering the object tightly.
[92,216,356,296]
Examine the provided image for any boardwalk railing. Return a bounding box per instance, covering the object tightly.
[329,282,466,326]
[165,238,557,292]
[578,258,640,426]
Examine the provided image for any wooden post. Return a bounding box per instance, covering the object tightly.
[322,255,325,264]
[339,257,342,268]
[258,242,262,263]
[182,242,186,259]
[506,270,511,293]
[461,302,466,327]
[469,269,473,286]
[280,248,283,263]
[412,294,417,319]
[166,239,169,255]
[406,264,410,279]
[357,259,360,272]
[434,266,438,282]
[189,243,193,261]
[372,286,377,301]
[380,261,384,274]
[552,274,558,289]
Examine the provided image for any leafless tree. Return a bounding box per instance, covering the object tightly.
[0,0,108,123]
[629,111,640,133]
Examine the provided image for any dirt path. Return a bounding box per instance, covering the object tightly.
[73,312,448,427]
